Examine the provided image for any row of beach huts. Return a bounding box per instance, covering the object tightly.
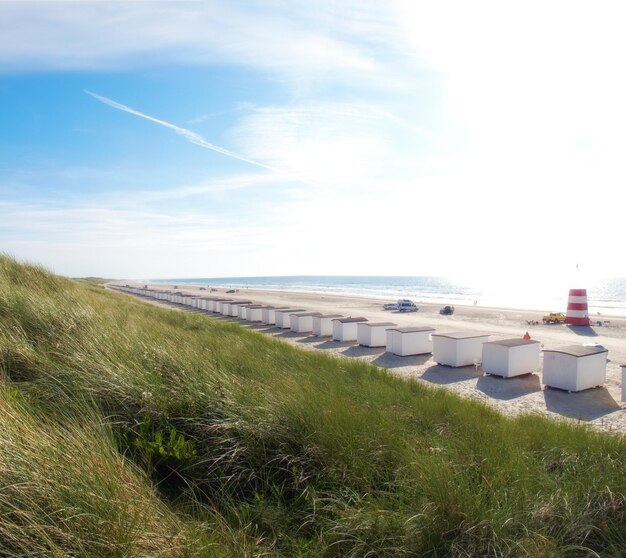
[111,285,625,401]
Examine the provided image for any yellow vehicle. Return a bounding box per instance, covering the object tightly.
[543,312,566,324]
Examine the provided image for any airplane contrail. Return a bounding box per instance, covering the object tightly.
[85,90,324,188]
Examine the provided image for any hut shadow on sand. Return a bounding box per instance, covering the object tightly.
[566,325,598,337]
[342,345,385,358]
[244,323,275,331]
[420,364,482,385]
[297,335,325,345]
[272,330,303,339]
[476,373,542,400]
[543,386,620,420]
[313,339,353,351]
[372,352,432,369]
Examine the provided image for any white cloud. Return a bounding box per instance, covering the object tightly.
[230,103,399,189]
[393,0,626,168]
[0,1,386,84]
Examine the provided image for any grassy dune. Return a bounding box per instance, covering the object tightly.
[0,255,624,557]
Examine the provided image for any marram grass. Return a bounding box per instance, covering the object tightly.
[0,254,624,557]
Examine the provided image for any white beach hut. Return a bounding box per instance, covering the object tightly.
[211,299,231,312]
[621,364,626,402]
[432,332,490,367]
[220,302,231,314]
[312,314,345,337]
[275,309,307,329]
[247,306,267,322]
[239,304,263,320]
[481,338,541,378]
[332,317,369,342]
[386,326,435,356]
[542,345,608,392]
[261,307,290,325]
[357,322,397,347]
[218,301,233,315]
[290,312,323,333]
[229,301,253,317]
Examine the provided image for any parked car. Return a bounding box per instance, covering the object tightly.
[383,299,418,312]
[440,305,454,315]
[543,312,565,324]
[397,299,418,312]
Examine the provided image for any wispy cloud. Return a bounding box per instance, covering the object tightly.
[86,90,328,190]
[0,2,387,83]
[186,102,255,125]
[85,90,281,173]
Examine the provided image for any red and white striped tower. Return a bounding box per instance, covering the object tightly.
[565,288,590,326]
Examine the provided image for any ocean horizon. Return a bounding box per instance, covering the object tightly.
[149,275,626,317]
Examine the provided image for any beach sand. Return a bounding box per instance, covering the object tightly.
[118,283,626,433]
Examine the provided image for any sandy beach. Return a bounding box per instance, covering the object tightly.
[117,283,626,433]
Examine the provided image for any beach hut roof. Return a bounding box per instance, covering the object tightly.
[484,338,541,347]
[542,345,608,357]
[388,326,435,333]
[333,317,368,323]
[432,332,490,340]
[361,322,397,327]
[290,312,323,317]
[316,314,345,318]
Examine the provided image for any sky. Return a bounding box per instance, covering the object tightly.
[1,1,625,281]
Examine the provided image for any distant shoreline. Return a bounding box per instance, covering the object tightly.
[144,279,626,319]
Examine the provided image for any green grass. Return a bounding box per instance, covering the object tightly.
[0,254,625,557]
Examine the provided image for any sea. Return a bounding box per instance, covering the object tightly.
[150,275,626,317]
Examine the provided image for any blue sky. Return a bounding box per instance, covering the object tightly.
[1,1,624,280]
